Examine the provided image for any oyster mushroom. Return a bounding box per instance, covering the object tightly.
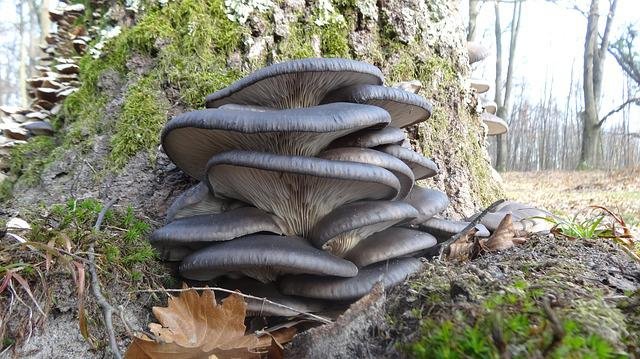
[481,112,508,136]
[205,150,401,236]
[205,58,383,109]
[310,200,418,256]
[418,217,490,240]
[162,103,390,179]
[150,207,284,261]
[470,78,491,94]
[404,186,450,224]
[345,227,437,267]
[179,234,358,283]
[376,144,438,180]
[165,182,245,222]
[329,126,405,149]
[279,257,423,300]
[467,41,490,64]
[321,84,433,128]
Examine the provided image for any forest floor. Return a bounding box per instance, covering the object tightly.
[503,169,640,231]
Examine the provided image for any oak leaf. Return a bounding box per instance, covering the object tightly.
[480,214,526,252]
[125,287,262,359]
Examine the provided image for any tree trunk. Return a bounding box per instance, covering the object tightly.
[17,2,28,107]
[579,0,617,169]
[467,0,480,41]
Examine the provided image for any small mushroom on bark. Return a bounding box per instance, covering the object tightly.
[481,112,508,136]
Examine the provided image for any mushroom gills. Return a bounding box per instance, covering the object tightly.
[206,58,383,108]
[162,103,391,179]
[310,200,418,257]
[165,182,246,223]
[206,150,401,237]
[321,84,432,128]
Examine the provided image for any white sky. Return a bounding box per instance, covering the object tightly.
[463,0,640,131]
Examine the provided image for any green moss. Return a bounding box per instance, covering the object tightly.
[9,137,57,186]
[0,179,13,202]
[320,21,351,58]
[108,74,168,168]
[276,25,317,61]
[407,281,625,359]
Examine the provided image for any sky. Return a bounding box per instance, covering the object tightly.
[463,0,640,131]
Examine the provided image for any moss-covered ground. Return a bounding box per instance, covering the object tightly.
[382,234,640,358]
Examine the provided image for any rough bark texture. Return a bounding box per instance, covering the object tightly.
[2,0,502,357]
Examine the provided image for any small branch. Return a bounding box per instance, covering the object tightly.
[541,296,564,356]
[438,199,506,260]
[133,287,333,325]
[597,96,640,127]
[88,198,122,359]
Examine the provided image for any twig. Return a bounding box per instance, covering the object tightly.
[541,296,564,356]
[88,198,122,359]
[133,287,333,325]
[438,199,505,260]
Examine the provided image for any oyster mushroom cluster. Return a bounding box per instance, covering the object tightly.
[151,58,489,315]
[0,1,106,148]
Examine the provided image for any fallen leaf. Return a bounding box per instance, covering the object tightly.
[480,214,526,251]
[444,228,479,261]
[125,287,263,359]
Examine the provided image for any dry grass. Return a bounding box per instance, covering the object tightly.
[502,169,640,231]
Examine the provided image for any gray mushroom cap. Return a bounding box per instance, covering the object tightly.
[310,200,418,256]
[205,58,383,109]
[483,101,497,115]
[472,202,552,233]
[22,121,54,136]
[345,227,437,267]
[279,257,423,300]
[418,217,490,240]
[376,144,438,180]
[206,150,401,236]
[467,41,490,64]
[470,78,491,93]
[319,147,415,199]
[179,234,359,283]
[329,126,405,148]
[162,103,390,179]
[321,84,432,128]
[220,278,326,317]
[404,186,450,224]
[481,112,508,136]
[150,207,284,261]
[165,182,246,223]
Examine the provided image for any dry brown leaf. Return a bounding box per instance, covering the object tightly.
[125,287,263,359]
[444,228,479,261]
[480,214,526,252]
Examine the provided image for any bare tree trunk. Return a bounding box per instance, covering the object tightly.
[467,0,480,41]
[494,0,522,172]
[17,2,27,107]
[578,0,617,169]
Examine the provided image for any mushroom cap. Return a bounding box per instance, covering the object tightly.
[162,103,390,179]
[179,234,359,282]
[418,217,490,240]
[483,100,497,115]
[467,41,490,64]
[321,84,432,128]
[481,112,508,136]
[279,257,423,300]
[150,207,284,261]
[165,182,246,223]
[376,144,438,180]
[470,78,491,93]
[404,186,450,224]
[319,147,415,199]
[329,126,405,148]
[472,202,552,233]
[220,278,326,317]
[345,227,437,267]
[310,200,418,256]
[206,150,401,236]
[205,58,383,109]
[22,121,54,136]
